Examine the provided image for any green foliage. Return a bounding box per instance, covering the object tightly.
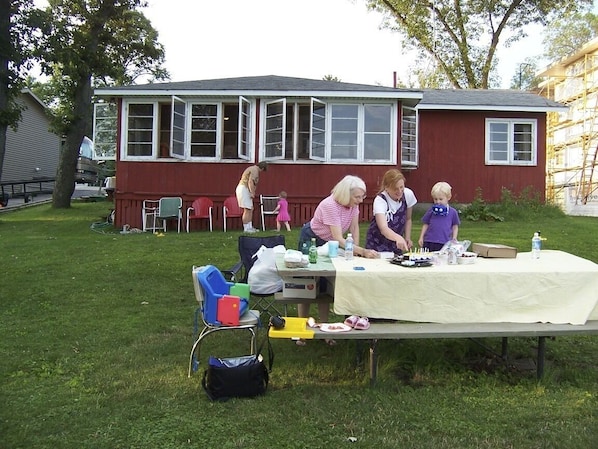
[543,8,598,61]
[1,201,598,448]
[367,0,592,88]
[460,186,566,222]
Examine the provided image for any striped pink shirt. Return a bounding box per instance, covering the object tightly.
[310,195,359,241]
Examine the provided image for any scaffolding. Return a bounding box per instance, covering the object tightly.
[539,40,598,215]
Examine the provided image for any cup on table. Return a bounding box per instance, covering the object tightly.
[328,240,339,258]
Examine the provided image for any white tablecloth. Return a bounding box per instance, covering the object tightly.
[332,250,598,325]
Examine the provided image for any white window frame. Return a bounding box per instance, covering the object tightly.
[485,118,537,166]
[170,96,186,159]
[121,100,157,160]
[401,106,418,167]
[238,96,251,161]
[92,102,118,161]
[188,101,221,160]
[310,97,326,161]
[264,98,286,160]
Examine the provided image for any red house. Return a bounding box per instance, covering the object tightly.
[93,76,566,230]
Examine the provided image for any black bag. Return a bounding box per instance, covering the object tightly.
[202,338,273,401]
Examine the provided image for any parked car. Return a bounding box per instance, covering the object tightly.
[75,136,99,184]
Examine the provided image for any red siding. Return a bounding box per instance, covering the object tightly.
[113,162,382,229]
[110,110,547,230]
[407,110,546,204]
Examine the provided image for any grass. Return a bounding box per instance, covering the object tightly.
[1,200,597,449]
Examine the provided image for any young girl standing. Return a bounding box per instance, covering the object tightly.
[273,191,291,232]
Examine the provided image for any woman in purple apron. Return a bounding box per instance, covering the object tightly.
[366,169,417,254]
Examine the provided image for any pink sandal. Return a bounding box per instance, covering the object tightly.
[344,315,360,327]
[354,317,370,330]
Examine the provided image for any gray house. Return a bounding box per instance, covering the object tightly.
[1,90,60,201]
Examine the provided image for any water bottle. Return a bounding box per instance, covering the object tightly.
[531,232,541,259]
[308,238,318,264]
[345,233,354,261]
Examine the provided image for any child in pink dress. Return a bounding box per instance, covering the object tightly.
[273,191,291,231]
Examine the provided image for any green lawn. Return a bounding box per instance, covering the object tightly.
[1,200,597,449]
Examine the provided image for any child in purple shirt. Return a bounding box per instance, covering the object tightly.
[418,182,460,252]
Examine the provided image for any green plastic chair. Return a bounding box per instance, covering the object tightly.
[156,197,182,233]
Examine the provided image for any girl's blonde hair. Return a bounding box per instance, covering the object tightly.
[279,191,287,198]
[431,181,452,198]
[331,175,366,206]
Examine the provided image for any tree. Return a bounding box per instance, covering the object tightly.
[0,0,41,182]
[36,0,168,208]
[543,10,598,61]
[509,58,541,90]
[366,0,591,89]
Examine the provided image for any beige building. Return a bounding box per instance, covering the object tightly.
[538,37,598,216]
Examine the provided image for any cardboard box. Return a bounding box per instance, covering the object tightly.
[282,276,318,299]
[472,243,517,258]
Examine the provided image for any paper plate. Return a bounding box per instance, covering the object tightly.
[319,323,352,333]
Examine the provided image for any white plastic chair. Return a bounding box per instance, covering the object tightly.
[259,195,279,231]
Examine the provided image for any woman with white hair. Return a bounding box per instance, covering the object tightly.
[298,175,378,258]
[296,175,378,344]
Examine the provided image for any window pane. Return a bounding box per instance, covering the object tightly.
[513,123,532,161]
[126,103,154,157]
[297,104,311,159]
[190,103,217,158]
[364,134,391,160]
[331,104,358,160]
[401,107,417,164]
[364,105,390,132]
[364,104,391,161]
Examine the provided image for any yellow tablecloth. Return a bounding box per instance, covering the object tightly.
[332,250,598,325]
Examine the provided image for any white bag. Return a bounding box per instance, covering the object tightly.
[247,245,285,294]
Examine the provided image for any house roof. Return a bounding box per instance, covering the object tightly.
[94,75,566,112]
[418,89,567,112]
[95,75,423,103]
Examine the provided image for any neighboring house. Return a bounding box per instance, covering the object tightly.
[94,76,565,230]
[2,89,60,184]
[538,37,598,217]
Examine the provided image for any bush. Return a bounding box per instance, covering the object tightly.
[460,187,565,222]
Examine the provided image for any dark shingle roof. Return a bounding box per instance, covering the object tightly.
[419,89,566,111]
[95,75,566,112]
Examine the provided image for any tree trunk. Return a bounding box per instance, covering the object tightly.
[52,74,92,208]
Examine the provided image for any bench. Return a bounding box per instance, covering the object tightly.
[269,319,598,385]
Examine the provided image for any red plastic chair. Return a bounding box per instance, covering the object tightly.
[223,196,243,232]
[186,197,214,232]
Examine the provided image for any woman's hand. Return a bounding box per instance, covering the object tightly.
[362,249,378,259]
[394,236,409,252]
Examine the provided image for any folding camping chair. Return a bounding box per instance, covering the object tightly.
[223,234,286,317]
[188,265,259,377]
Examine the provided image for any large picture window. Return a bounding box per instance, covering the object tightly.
[486,119,537,165]
[265,99,395,163]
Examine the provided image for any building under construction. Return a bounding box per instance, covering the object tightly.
[538,37,598,216]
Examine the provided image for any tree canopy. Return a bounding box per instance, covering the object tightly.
[0,0,43,181]
[366,0,592,89]
[34,0,168,208]
[543,10,598,62]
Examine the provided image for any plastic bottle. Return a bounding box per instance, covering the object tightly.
[531,232,541,259]
[301,241,309,255]
[345,233,354,261]
[308,238,318,264]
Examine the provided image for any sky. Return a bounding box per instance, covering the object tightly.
[34,0,550,88]
[138,0,545,88]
